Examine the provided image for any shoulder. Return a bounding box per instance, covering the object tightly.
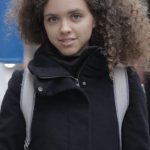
[8,70,24,92]
[127,67,142,90]
[127,67,140,81]
[9,70,23,82]
[127,67,146,103]
[0,69,25,118]
[1,70,24,107]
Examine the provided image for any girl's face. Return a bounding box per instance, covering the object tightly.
[43,0,95,56]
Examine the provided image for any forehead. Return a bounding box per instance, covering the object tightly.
[44,0,89,14]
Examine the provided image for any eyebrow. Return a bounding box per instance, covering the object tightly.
[44,9,83,17]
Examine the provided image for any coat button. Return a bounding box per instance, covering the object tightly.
[38,86,43,92]
[82,81,86,86]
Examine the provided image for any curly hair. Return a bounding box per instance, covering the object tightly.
[8,0,150,74]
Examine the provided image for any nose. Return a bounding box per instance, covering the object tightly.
[60,20,72,34]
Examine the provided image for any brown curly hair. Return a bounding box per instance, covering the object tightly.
[7,0,150,74]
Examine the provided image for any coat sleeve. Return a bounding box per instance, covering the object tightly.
[0,70,25,150]
[122,67,150,150]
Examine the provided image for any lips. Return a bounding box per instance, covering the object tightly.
[58,38,76,46]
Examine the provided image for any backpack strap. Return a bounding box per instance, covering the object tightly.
[113,66,129,150]
[20,68,35,150]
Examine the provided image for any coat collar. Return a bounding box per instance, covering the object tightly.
[28,43,108,78]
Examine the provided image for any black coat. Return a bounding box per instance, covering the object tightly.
[0,45,150,150]
[145,74,150,132]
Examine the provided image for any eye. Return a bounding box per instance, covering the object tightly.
[47,16,59,23]
[71,14,82,22]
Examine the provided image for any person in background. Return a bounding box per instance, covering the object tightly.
[0,0,150,150]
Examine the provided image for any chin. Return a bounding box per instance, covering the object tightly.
[61,49,80,56]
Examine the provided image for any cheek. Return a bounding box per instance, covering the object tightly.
[88,18,95,31]
[79,18,94,33]
[79,21,94,38]
[44,25,56,41]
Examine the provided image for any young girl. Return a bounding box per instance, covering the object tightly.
[0,0,150,149]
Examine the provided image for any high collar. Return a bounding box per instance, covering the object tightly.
[28,43,109,78]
